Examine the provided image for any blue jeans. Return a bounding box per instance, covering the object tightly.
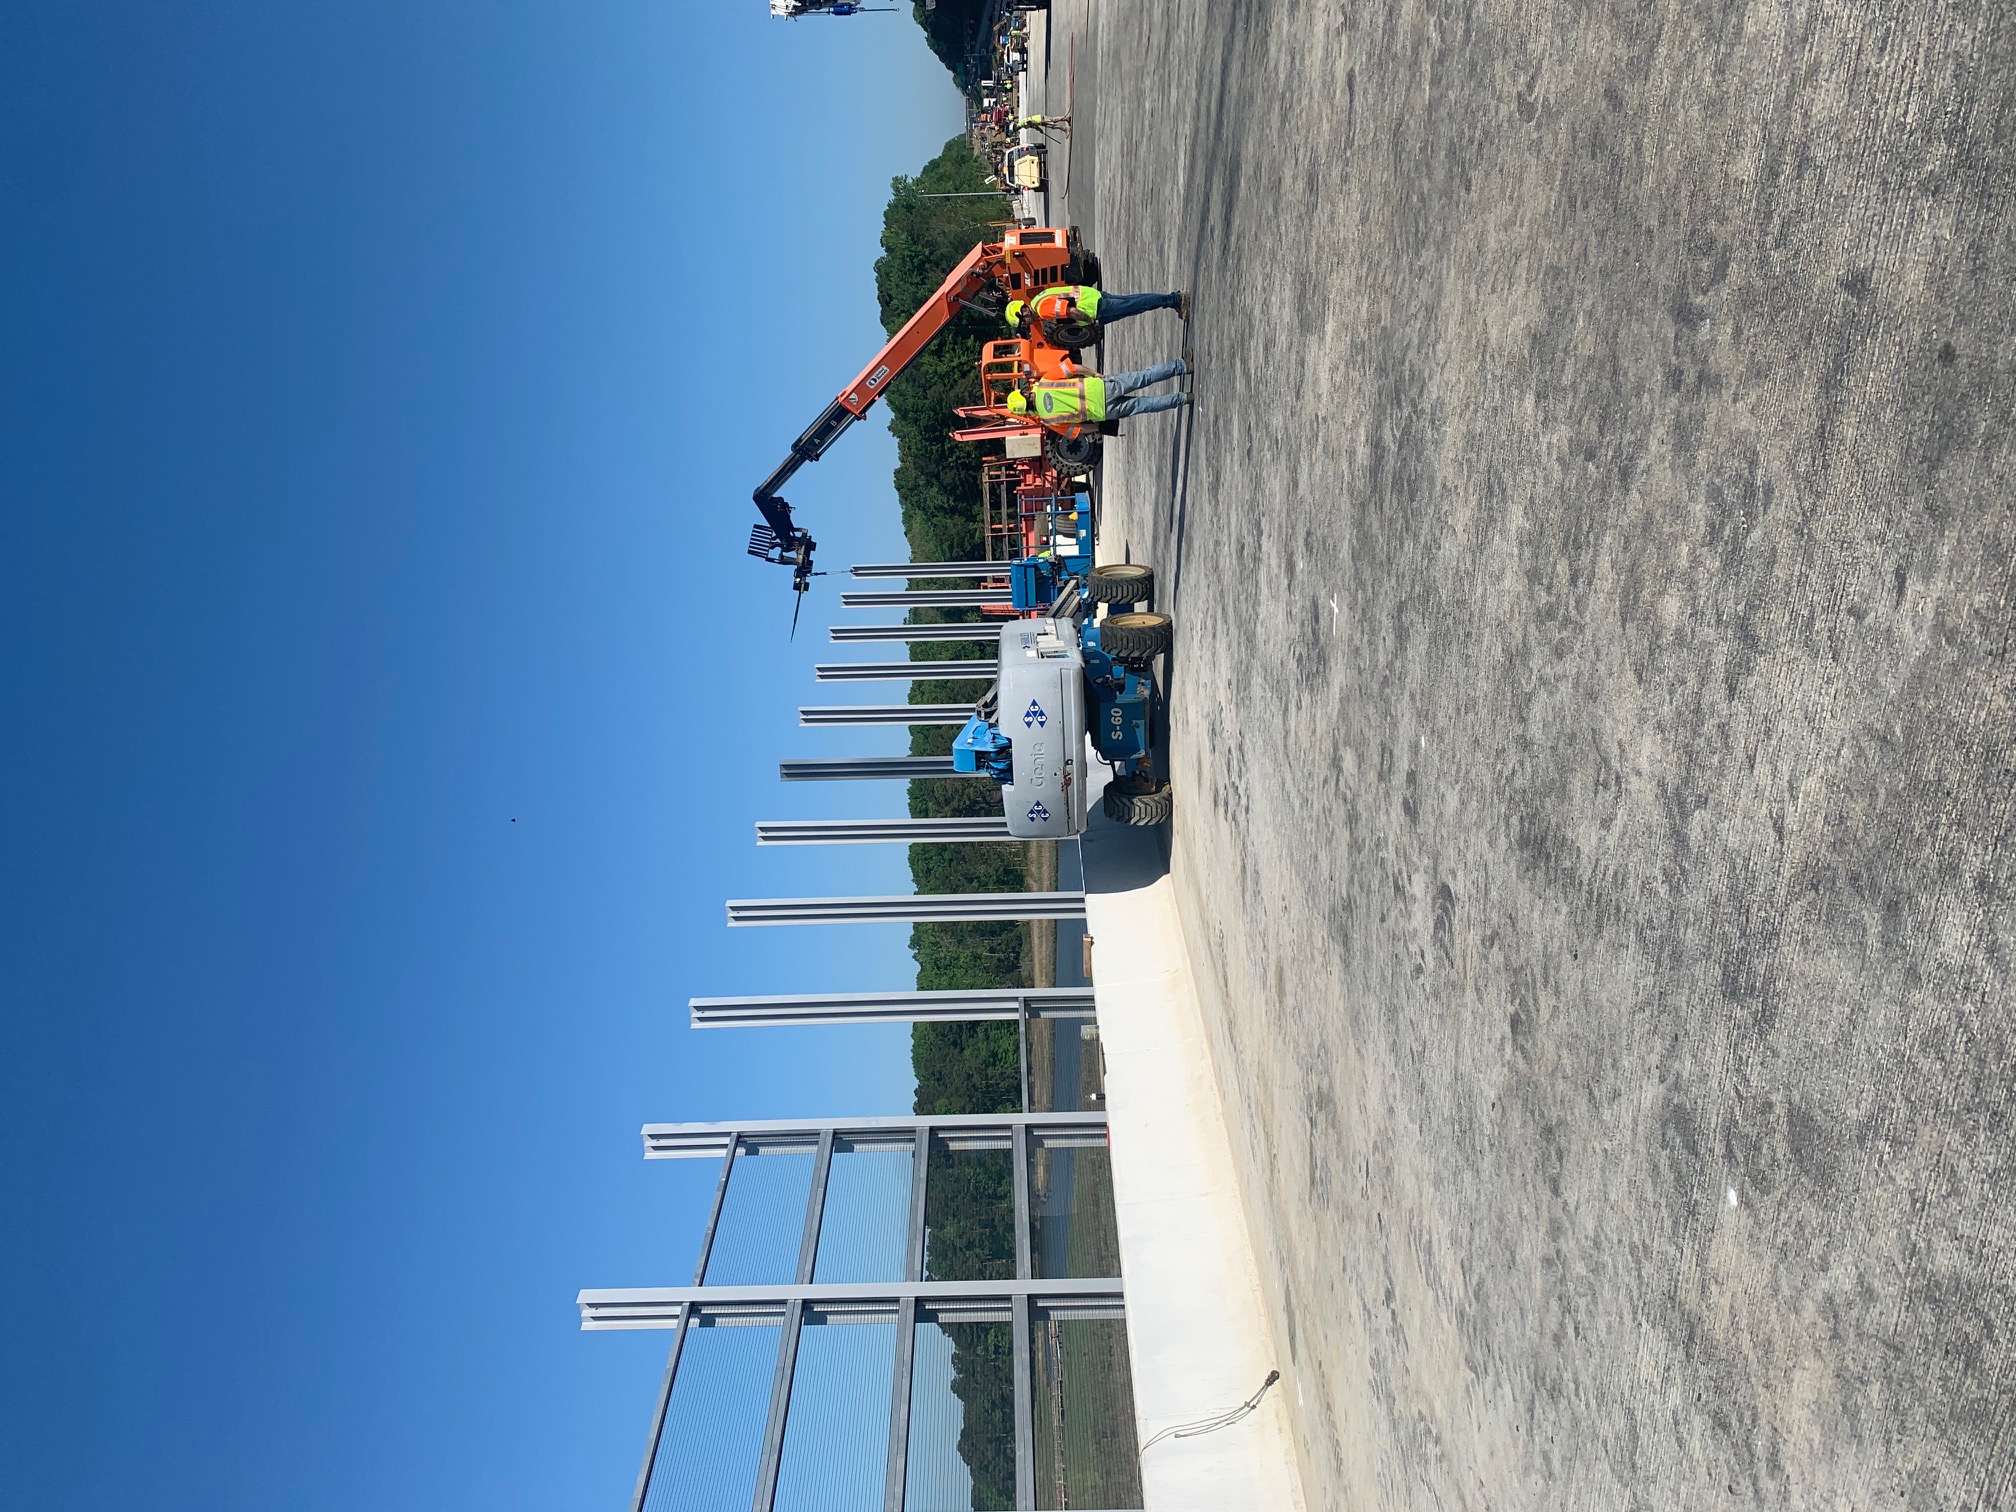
[1094,291,1183,323]
[1103,358,1188,419]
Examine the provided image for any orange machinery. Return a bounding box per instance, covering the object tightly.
[746,225,1096,599]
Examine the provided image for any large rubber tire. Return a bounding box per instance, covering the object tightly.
[1087,563,1155,604]
[1045,431,1101,475]
[1101,611,1172,666]
[1040,315,1102,350]
[1104,776,1173,826]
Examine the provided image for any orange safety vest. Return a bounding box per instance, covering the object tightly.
[1030,285,1103,323]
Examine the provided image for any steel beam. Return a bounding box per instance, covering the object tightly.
[626,1304,688,1512]
[815,660,999,682]
[756,817,1011,846]
[799,704,974,727]
[884,1296,916,1512]
[689,987,1096,1028]
[577,1277,1126,1330]
[829,622,1001,643]
[850,561,1008,579]
[779,756,960,782]
[727,892,1087,926]
[1013,1294,1036,1510]
[752,1299,802,1512]
[840,589,1010,608]
[644,1112,1106,1161]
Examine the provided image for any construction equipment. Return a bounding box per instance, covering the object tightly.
[746,225,1098,602]
[952,592,1175,837]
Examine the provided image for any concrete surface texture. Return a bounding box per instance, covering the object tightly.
[1051,0,2016,1507]
[1080,800,1307,1512]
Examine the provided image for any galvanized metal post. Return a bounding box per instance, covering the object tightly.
[755,817,1012,846]
[1012,1294,1035,1511]
[1018,995,1032,1115]
[694,1137,738,1282]
[797,1129,835,1284]
[1011,1124,1036,1508]
[887,1123,930,1512]
[779,755,961,782]
[830,623,1002,644]
[799,704,975,727]
[850,561,1007,579]
[689,988,1096,1028]
[905,1126,931,1283]
[751,1299,803,1512]
[815,660,1000,682]
[883,1296,916,1512]
[727,892,1088,927]
[840,589,1010,608]
[625,1302,688,1512]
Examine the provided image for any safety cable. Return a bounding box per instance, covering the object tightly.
[1139,1370,1282,1454]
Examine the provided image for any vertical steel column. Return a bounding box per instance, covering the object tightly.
[753,1134,828,1512]
[625,1302,689,1512]
[796,1129,836,1283]
[1017,996,1032,1114]
[751,1299,803,1512]
[1012,1295,1035,1511]
[693,1137,738,1284]
[887,1126,930,1512]
[632,1138,736,1512]
[1011,1123,1035,1510]
[905,1126,932,1282]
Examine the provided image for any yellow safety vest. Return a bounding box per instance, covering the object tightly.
[1030,285,1103,322]
[1031,376,1108,424]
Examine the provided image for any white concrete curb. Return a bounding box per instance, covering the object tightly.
[1081,806,1307,1512]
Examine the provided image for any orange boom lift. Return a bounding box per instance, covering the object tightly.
[745,225,1098,605]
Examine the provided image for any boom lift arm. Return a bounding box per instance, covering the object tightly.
[747,227,1083,598]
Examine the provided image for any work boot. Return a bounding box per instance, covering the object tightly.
[1178,291,1193,320]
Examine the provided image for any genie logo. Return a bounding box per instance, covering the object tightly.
[1026,802,1051,823]
[1023,699,1047,729]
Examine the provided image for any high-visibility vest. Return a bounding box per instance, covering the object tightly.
[1030,285,1103,322]
[1031,376,1108,424]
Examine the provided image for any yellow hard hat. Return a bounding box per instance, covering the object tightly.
[1004,299,1026,326]
[1006,390,1029,414]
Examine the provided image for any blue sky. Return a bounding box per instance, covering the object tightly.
[0,2,964,1505]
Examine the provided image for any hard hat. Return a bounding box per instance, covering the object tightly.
[1004,300,1026,325]
[1006,390,1029,414]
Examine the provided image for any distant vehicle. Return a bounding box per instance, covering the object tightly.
[1004,144,1046,192]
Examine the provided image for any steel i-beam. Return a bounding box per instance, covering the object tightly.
[829,623,1002,644]
[755,817,1011,845]
[840,589,1010,609]
[688,987,1097,1028]
[778,756,960,782]
[799,704,974,727]
[850,561,1010,579]
[815,661,1000,682]
[726,892,1087,926]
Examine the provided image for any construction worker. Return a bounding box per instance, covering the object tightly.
[1015,112,1071,135]
[1006,358,1190,426]
[1004,286,1190,336]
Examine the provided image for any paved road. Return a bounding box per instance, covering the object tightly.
[1051,0,2016,1507]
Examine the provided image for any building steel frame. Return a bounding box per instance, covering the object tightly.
[592,1113,1135,1512]
[689,987,1095,1028]
[726,892,1087,926]
[777,755,961,782]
